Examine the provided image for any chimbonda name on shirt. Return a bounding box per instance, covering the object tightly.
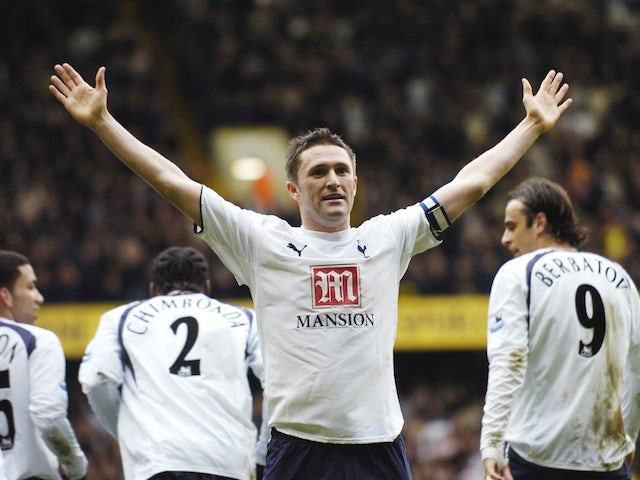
[126,297,247,334]
[533,255,630,289]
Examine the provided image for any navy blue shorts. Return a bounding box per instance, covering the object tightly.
[147,473,236,480]
[263,428,412,480]
[508,447,631,480]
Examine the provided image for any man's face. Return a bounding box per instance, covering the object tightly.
[286,144,357,232]
[5,264,44,324]
[501,199,538,257]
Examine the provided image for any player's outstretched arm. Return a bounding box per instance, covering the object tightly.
[49,63,202,223]
[431,69,572,223]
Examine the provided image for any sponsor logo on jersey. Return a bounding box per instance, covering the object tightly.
[296,312,374,329]
[311,264,360,308]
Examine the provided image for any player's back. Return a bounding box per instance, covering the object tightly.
[0,319,63,479]
[506,248,638,467]
[116,292,258,479]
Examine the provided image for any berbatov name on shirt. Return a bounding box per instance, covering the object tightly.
[532,253,631,289]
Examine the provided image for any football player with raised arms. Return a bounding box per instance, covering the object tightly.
[50,62,571,479]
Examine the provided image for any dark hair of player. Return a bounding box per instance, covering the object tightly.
[285,127,357,182]
[507,176,588,248]
[150,246,209,295]
[0,250,30,291]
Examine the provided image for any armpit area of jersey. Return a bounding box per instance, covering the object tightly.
[419,195,451,239]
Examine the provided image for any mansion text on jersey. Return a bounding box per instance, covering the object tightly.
[533,254,631,289]
[296,312,375,329]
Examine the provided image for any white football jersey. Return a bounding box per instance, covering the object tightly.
[79,292,265,480]
[0,450,6,480]
[481,248,640,470]
[0,318,87,480]
[197,186,442,443]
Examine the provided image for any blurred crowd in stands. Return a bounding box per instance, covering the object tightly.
[3,0,640,478]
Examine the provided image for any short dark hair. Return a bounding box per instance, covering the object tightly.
[285,127,356,182]
[150,247,209,295]
[0,250,30,291]
[507,177,587,248]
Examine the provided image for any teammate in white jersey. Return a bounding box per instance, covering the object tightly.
[0,250,88,480]
[50,62,571,479]
[480,177,640,480]
[78,246,268,480]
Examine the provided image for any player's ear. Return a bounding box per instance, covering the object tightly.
[286,180,300,201]
[0,287,13,309]
[534,211,548,234]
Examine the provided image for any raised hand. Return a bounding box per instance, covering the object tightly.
[49,63,108,130]
[521,70,572,135]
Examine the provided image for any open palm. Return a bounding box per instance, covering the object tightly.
[522,70,572,135]
[49,63,108,130]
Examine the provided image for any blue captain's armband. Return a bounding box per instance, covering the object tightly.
[419,195,451,238]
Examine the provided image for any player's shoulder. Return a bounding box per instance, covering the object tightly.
[492,250,554,288]
[0,318,57,339]
[524,248,628,274]
[0,318,38,349]
[578,249,627,269]
[195,296,256,330]
[210,296,255,317]
[575,250,636,286]
[497,250,540,274]
[130,293,254,318]
[0,319,63,356]
[102,299,142,318]
[360,203,422,227]
[201,184,290,227]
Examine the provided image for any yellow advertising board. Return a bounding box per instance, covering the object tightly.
[37,302,121,360]
[37,295,489,359]
[395,294,488,350]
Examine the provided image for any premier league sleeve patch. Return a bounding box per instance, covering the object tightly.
[488,312,505,334]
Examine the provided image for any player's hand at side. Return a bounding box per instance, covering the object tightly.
[59,464,86,480]
[483,457,514,480]
[626,450,635,467]
[521,69,572,136]
[49,63,108,131]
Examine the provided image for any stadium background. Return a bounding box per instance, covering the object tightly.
[3,1,640,478]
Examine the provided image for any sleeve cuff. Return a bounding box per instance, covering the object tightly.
[481,445,508,469]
